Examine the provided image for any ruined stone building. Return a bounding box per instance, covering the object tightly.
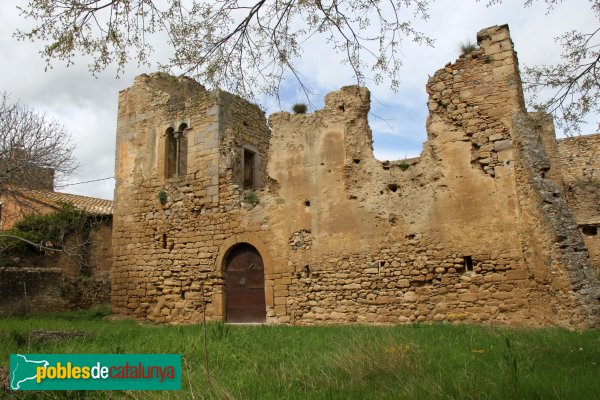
[112,25,600,328]
[0,173,113,315]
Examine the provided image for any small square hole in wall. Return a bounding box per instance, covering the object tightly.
[582,226,598,236]
[464,256,473,272]
[303,265,312,278]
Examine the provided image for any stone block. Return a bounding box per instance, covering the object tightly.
[494,140,512,151]
[206,185,218,196]
[506,270,527,280]
[459,293,478,302]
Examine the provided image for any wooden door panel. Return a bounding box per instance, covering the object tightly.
[225,244,266,323]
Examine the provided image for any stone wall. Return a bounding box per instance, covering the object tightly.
[112,74,271,323]
[112,25,600,328]
[0,218,112,315]
[558,133,600,273]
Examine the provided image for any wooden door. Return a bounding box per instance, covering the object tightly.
[225,244,266,323]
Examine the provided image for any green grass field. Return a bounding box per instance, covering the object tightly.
[1,305,599,399]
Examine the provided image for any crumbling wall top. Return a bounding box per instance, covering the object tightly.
[324,85,370,114]
[131,72,207,93]
[476,24,511,44]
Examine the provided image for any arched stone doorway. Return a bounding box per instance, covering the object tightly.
[225,243,266,323]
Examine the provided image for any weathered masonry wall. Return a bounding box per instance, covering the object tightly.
[112,25,600,328]
[0,219,112,315]
[112,73,271,323]
[558,133,600,273]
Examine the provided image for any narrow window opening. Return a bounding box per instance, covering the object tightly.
[582,226,598,236]
[162,234,167,249]
[165,128,176,178]
[176,123,188,176]
[165,124,187,178]
[464,256,473,272]
[243,148,256,189]
[303,265,312,278]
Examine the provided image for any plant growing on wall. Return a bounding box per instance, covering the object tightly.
[244,191,259,205]
[459,40,478,56]
[157,190,168,205]
[292,103,308,114]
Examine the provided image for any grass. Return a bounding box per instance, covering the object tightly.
[244,191,259,205]
[459,40,478,56]
[1,306,599,399]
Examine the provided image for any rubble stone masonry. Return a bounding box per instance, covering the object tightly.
[112,25,600,328]
[558,133,600,274]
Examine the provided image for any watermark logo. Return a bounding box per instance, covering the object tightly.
[9,354,181,391]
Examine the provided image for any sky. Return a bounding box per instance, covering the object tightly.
[0,0,596,200]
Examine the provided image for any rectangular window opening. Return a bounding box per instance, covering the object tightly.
[243,149,256,189]
[582,225,598,236]
[464,256,473,272]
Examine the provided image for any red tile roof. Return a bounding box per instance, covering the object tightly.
[18,189,113,215]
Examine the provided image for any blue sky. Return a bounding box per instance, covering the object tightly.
[0,0,596,199]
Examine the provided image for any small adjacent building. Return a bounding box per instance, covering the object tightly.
[0,177,113,315]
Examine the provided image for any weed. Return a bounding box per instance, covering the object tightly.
[459,40,478,56]
[245,191,259,205]
[502,337,519,383]
[1,317,599,399]
[10,330,27,346]
[292,103,308,114]
[209,321,230,340]
[399,161,410,171]
[157,190,168,205]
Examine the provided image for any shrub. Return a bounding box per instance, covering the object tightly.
[157,190,168,205]
[245,191,259,205]
[292,103,308,114]
[0,202,93,252]
[459,40,478,56]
